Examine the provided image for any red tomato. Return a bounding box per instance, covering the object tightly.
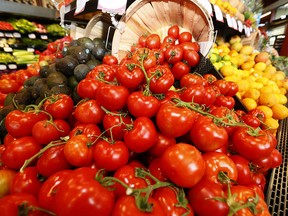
[74,99,105,124]
[69,123,101,142]
[179,41,200,52]
[178,31,192,43]
[148,158,167,182]
[190,115,228,152]
[171,61,190,80]
[102,112,133,140]
[252,172,266,192]
[167,25,180,39]
[86,64,115,82]
[213,80,230,95]
[162,35,176,45]
[63,134,94,167]
[152,48,165,65]
[203,73,217,84]
[0,169,17,197]
[182,49,200,67]
[270,148,282,168]
[112,195,165,216]
[160,143,205,188]
[180,73,208,87]
[132,48,157,70]
[156,103,197,138]
[226,81,239,97]
[138,35,147,47]
[164,45,183,64]
[248,108,266,122]
[230,154,254,185]
[180,84,206,104]
[147,65,175,94]
[31,120,61,145]
[116,59,144,89]
[202,152,238,185]
[5,110,48,138]
[38,170,72,212]
[54,119,71,137]
[43,94,74,119]
[36,145,72,177]
[124,116,157,153]
[153,186,194,216]
[0,79,20,94]
[148,132,176,158]
[10,167,43,198]
[146,34,161,49]
[55,167,115,216]
[96,84,130,111]
[232,127,276,161]
[250,155,273,173]
[2,136,41,170]
[127,91,161,118]
[159,90,180,106]
[76,78,103,99]
[214,95,235,109]
[0,193,42,216]
[241,114,261,128]
[203,85,217,106]
[112,163,147,198]
[102,55,118,65]
[93,140,130,171]
[188,178,229,216]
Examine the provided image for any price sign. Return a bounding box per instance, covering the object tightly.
[213,5,224,22]
[8,64,17,70]
[41,35,48,40]
[0,32,4,37]
[28,34,36,39]
[75,0,89,15]
[226,14,233,28]
[0,64,7,70]
[237,20,243,32]
[13,32,21,38]
[98,0,128,15]
[4,33,13,38]
[3,47,13,52]
[27,48,35,52]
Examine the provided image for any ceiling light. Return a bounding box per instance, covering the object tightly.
[260,11,271,19]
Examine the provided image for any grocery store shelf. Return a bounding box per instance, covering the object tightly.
[265,117,288,215]
[0,1,58,20]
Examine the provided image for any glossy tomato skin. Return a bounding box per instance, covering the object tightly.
[10,166,43,198]
[171,61,190,80]
[232,127,276,161]
[153,187,194,216]
[2,136,41,170]
[103,55,118,65]
[180,73,208,87]
[180,84,206,104]
[124,117,157,153]
[36,145,72,177]
[230,154,254,186]
[96,84,130,111]
[0,193,42,216]
[76,78,103,99]
[0,169,17,197]
[148,132,176,158]
[111,195,165,216]
[213,95,235,110]
[146,33,161,49]
[127,91,161,118]
[148,158,167,182]
[5,110,48,138]
[43,94,74,119]
[188,178,229,216]
[182,49,200,67]
[55,167,115,216]
[63,134,94,167]
[164,45,183,64]
[167,25,180,39]
[178,32,192,43]
[156,103,197,138]
[189,115,228,152]
[160,143,205,188]
[31,120,61,145]
[38,170,72,212]
[241,114,261,128]
[93,140,130,171]
[202,152,238,185]
[0,79,20,94]
[69,123,101,142]
[74,99,105,124]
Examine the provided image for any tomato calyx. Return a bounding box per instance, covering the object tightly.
[18,201,56,216]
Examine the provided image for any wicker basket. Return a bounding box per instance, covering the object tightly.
[112,0,215,60]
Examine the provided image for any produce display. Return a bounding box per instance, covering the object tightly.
[0,25,284,216]
[209,35,288,134]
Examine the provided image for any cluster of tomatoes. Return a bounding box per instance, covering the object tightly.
[0,25,282,216]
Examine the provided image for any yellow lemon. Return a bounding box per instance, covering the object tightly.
[230,56,239,66]
[241,60,255,70]
[236,79,250,93]
[256,77,269,86]
[275,94,287,105]
[243,88,260,100]
[224,75,238,82]
[279,87,287,95]
[242,98,258,111]
[282,79,288,90]
[240,45,254,55]
[220,64,236,76]
[254,62,267,71]
[249,81,263,90]
[271,104,288,120]
[271,71,286,81]
[264,65,277,74]
[259,92,278,107]
[259,86,275,94]
[257,105,273,118]
[251,70,263,78]
[264,117,279,133]
[262,71,272,79]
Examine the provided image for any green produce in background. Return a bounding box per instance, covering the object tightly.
[9,18,36,34]
[47,24,66,37]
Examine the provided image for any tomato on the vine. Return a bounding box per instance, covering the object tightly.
[164,45,184,64]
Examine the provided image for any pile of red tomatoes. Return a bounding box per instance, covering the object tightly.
[0,25,281,216]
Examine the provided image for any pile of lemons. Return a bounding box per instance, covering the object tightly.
[209,35,288,132]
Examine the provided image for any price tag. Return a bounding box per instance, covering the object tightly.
[28,34,36,39]
[27,48,35,52]
[0,64,7,70]
[0,32,4,37]
[4,33,13,38]
[75,0,89,15]
[98,0,128,15]
[3,47,13,52]
[213,5,224,22]
[226,14,233,28]
[13,32,21,38]
[41,35,48,40]
[8,64,17,70]
[237,20,243,32]
[231,17,238,30]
